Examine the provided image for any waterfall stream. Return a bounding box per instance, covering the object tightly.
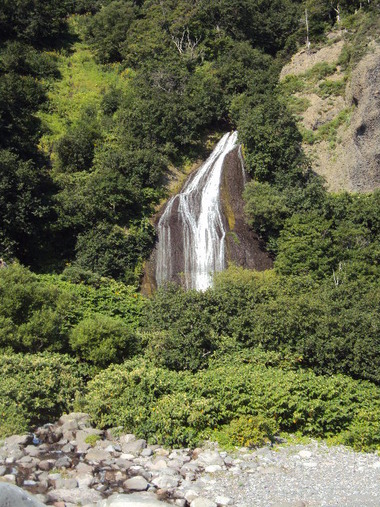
[156,131,239,290]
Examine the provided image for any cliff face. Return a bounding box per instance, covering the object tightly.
[220,147,273,271]
[281,35,380,193]
[141,146,272,295]
[346,43,380,191]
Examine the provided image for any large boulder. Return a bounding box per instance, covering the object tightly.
[0,482,46,507]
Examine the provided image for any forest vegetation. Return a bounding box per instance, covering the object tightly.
[0,0,380,452]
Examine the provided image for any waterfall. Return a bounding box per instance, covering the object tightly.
[156,131,239,290]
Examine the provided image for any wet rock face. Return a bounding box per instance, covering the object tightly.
[141,140,272,294]
[220,147,273,272]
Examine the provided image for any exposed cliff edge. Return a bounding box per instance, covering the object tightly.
[141,144,272,295]
[281,34,380,192]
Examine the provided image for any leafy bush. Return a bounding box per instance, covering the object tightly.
[217,415,278,449]
[0,263,74,353]
[0,353,87,437]
[69,313,139,367]
[85,359,380,450]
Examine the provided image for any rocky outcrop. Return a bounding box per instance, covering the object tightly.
[281,35,380,193]
[220,147,272,271]
[345,42,380,191]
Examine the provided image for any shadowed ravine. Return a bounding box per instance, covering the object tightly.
[142,132,272,294]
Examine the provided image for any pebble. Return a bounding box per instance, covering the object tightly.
[1,413,380,507]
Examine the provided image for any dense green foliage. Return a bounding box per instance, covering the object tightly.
[1,0,380,453]
[144,267,380,384]
[0,353,87,437]
[0,263,144,356]
[85,355,380,450]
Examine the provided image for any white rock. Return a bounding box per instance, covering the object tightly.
[184,489,200,502]
[3,474,16,483]
[190,498,217,507]
[99,492,172,506]
[196,451,224,467]
[204,465,223,473]
[119,434,136,444]
[303,461,318,468]
[148,458,168,471]
[120,453,136,461]
[298,450,312,459]
[215,496,233,506]
[215,496,234,507]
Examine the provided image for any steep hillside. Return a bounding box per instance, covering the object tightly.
[280,13,380,192]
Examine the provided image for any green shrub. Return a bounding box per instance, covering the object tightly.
[0,353,87,437]
[217,414,278,448]
[85,360,380,450]
[303,62,336,82]
[69,313,139,367]
[85,434,101,446]
[317,79,346,98]
[341,409,380,452]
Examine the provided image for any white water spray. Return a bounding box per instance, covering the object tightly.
[156,131,239,290]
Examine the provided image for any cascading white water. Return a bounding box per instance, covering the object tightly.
[156,131,239,290]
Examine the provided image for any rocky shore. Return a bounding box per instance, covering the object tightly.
[0,413,379,507]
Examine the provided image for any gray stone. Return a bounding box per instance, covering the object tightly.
[61,443,75,453]
[196,451,224,467]
[54,478,78,489]
[141,448,153,457]
[151,475,180,489]
[0,466,6,476]
[121,439,146,456]
[76,462,93,474]
[55,456,72,468]
[76,473,94,488]
[38,460,54,471]
[4,434,33,447]
[184,489,200,503]
[123,475,148,491]
[115,458,133,470]
[24,445,41,457]
[47,487,102,505]
[0,482,46,506]
[23,480,38,487]
[271,503,306,507]
[86,448,111,463]
[59,412,91,429]
[76,428,103,453]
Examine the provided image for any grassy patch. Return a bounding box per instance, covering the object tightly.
[37,16,131,157]
[316,106,353,148]
[317,78,347,99]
